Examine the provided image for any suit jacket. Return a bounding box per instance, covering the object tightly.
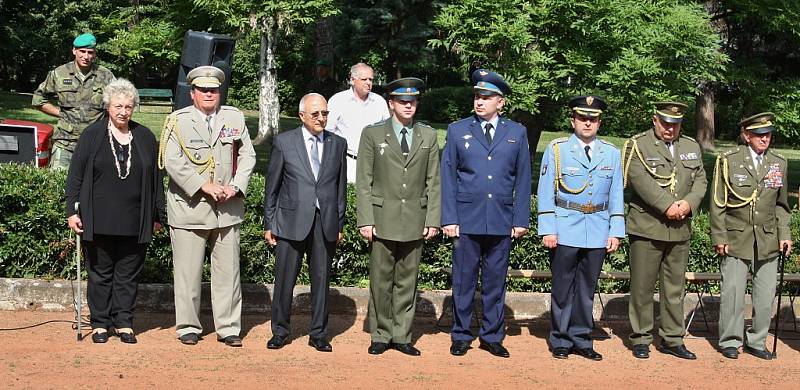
[709,146,791,261]
[356,119,441,242]
[263,127,347,241]
[441,115,531,235]
[537,134,625,248]
[65,116,165,243]
[162,105,256,229]
[624,130,707,242]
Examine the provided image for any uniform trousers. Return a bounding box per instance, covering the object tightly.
[49,142,74,170]
[368,238,423,344]
[718,255,778,350]
[271,210,335,340]
[549,245,605,349]
[451,234,511,344]
[83,234,146,330]
[171,225,241,338]
[628,236,689,347]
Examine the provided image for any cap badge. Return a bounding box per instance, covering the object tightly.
[479,71,488,76]
[586,96,594,106]
[671,106,679,113]
[406,87,412,93]
[761,117,768,123]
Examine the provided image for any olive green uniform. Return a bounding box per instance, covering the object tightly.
[623,130,707,347]
[710,146,790,350]
[32,61,114,169]
[356,119,441,344]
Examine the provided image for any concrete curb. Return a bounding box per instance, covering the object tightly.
[1,278,797,324]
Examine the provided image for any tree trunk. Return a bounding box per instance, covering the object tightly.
[510,109,543,167]
[254,17,280,145]
[695,84,716,152]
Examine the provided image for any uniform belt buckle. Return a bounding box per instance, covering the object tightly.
[579,203,595,213]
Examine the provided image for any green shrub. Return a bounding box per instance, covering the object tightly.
[416,86,473,124]
[1,163,798,293]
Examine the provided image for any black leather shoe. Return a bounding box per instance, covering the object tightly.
[178,333,199,345]
[551,347,570,359]
[391,343,421,356]
[368,342,389,355]
[743,345,772,360]
[479,340,510,358]
[217,335,242,347]
[119,332,137,344]
[632,344,649,359]
[267,335,288,349]
[572,347,603,361]
[659,344,697,360]
[308,337,332,352]
[92,331,109,344]
[721,347,739,359]
[450,340,470,356]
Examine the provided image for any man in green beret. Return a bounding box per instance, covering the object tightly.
[622,101,707,360]
[710,112,793,360]
[307,59,341,101]
[32,32,115,169]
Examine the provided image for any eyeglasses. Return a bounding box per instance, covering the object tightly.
[303,110,329,119]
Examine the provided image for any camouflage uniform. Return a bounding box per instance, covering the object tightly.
[32,61,114,169]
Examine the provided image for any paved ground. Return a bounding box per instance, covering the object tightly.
[1,311,799,389]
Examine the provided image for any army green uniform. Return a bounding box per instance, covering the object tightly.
[356,118,441,344]
[623,130,707,347]
[710,146,790,350]
[32,62,114,169]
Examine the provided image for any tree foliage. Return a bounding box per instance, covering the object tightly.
[431,0,728,136]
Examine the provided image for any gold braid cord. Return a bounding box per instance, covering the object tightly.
[712,154,757,214]
[552,142,588,194]
[622,138,676,193]
[158,115,215,178]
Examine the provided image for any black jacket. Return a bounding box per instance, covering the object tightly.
[65,116,166,243]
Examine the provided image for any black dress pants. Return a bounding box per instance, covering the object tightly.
[83,234,146,330]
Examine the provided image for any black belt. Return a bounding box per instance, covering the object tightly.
[555,197,608,213]
[346,153,357,160]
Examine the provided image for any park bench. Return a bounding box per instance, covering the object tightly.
[439,267,800,337]
[137,88,173,109]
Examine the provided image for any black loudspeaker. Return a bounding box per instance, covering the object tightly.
[0,124,37,165]
[174,30,236,111]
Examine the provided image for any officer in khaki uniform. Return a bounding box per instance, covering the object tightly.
[32,33,115,169]
[356,78,441,356]
[710,112,792,360]
[622,102,707,360]
[159,66,256,347]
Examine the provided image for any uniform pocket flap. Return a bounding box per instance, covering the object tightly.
[456,192,473,202]
[502,196,514,205]
[763,223,775,233]
[420,197,428,207]
[371,195,384,206]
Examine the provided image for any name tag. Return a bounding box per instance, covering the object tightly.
[566,167,580,174]
[599,165,613,171]
[646,157,660,161]
[190,139,205,144]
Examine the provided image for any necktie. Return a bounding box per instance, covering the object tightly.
[755,155,763,172]
[484,123,493,144]
[666,142,674,158]
[584,145,591,162]
[400,128,410,156]
[310,136,321,180]
[206,116,213,135]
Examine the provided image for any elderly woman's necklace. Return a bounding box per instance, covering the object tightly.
[107,123,133,179]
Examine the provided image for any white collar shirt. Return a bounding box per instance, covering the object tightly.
[325,88,390,155]
[478,116,500,140]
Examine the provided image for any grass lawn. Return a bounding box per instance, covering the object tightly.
[2,90,798,206]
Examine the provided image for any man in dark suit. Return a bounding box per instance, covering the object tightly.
[263,93,348,352]
[441,69,532,358]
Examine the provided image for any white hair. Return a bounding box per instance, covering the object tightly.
[349,63,373,84]
[299,93,326,112]
[102,78,139,107]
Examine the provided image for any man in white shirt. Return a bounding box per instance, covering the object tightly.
[326,63,390,182]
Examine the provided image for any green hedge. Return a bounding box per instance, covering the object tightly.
[1,163,798,292]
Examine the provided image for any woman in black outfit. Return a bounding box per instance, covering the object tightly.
[66,78,165,344]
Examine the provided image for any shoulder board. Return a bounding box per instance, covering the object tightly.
[631,132,647,140]
[680,134,697,142]
[549,137,569,146]
[598,138,615,146]
[722,147,739,156]
[416,122,434,130]
[219,105,243,114]
[364,119,389,129]
[172,107,193,116]
[769,150,786,161]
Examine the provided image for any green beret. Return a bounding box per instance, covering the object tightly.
[73,33,97,49]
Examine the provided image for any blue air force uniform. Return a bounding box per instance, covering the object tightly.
[441,70,532,347]
[537,96,625,352]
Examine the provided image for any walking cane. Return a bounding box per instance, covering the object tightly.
[771,243,789,358]
[73,202,83,341]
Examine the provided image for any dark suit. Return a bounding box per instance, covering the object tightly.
[441,115,531,343]
[264,126,347,339]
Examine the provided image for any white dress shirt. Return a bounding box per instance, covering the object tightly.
[325,88,390,155]
[301,126,324,165]
[478,116,499,141]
